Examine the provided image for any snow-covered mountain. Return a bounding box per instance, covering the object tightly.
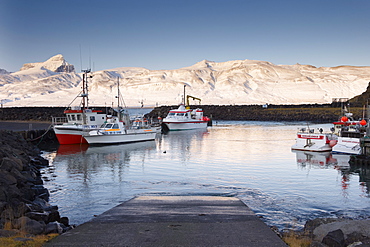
[0,69,10,75]
[1,55,370,107]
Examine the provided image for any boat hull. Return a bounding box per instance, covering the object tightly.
[53,127,88,144]
[291,133,336,152]
[55,133,88,145]
[162,121,208,131]
[84,131,157,145]
[331,137,361,155]
[54,124,101,144]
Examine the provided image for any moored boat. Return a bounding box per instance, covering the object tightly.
[83,113,157,145]
[291,127,337,152]
[331,113,367,155]
[162,86,210,131]
[83,77,158,145]
[162,104,210,131]
[53,70,107,144]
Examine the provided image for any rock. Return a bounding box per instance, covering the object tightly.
[32,197,51,210]
[0,157,23,172]
[305,218,344,235]
[31,185,50,200]
[60,217,69,227]
[0,170,17,185]
[44,221,63,234]
[310,241,328,247]
[22,219,45,235]
[48,210,60,223]
[25,212,49,222]
[0,229,18,237]
[322,229,345,247]
[313,219,370,242]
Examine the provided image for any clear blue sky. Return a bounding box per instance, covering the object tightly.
[1,0,370,72]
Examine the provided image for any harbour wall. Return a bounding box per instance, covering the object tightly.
[0,103,362,123]
[147,103,362,123]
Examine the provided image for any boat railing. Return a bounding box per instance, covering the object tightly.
[52,116,68,125]
[298,128,330,134]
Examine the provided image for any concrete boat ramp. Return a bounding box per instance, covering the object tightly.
[45,196,287,246]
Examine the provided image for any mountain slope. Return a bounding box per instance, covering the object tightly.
[1,55,369,107]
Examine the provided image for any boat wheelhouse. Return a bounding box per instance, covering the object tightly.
[53,69,108,144]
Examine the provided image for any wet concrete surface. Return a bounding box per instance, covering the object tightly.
[45,196,287,247]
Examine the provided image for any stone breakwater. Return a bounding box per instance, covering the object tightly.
[0,130,71,236]
[147,104,361,123]
[0,103,361,123]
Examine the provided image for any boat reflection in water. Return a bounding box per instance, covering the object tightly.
[48,141,157,184]
[292,150,370,194]
[350,163,370,195]
[293,150,337,168]
[56,144,89,156]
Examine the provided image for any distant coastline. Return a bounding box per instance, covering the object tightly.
[0,103,363,123]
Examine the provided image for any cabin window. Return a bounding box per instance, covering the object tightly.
[71,115,76,121]
[113,124,119,129]
[90,116,96,122]
[77,114,82,121]
[169,113,175,116]
[67,115,72,121]
[105,124,113,128]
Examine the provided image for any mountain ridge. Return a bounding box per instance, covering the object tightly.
[1,55,369,107]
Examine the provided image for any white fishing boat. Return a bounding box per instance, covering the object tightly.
[83,78,158,145]
[331,112,367,155]
[53,69,107,144]
[84,114,157,145]
[291,127,338,152]
[162,86,210,131]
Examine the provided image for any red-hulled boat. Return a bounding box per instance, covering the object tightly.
[53,69,107,144]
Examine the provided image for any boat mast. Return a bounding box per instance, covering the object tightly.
[183,84,186,106]
[81,69,91,109]
[117,77,120,109]
[81,69,91,125]
[116,76,123,121]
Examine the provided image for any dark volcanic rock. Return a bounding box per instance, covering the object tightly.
[146,103,352,123]
[0,130,71,234]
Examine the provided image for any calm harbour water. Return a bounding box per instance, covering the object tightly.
[41,118,370,230]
